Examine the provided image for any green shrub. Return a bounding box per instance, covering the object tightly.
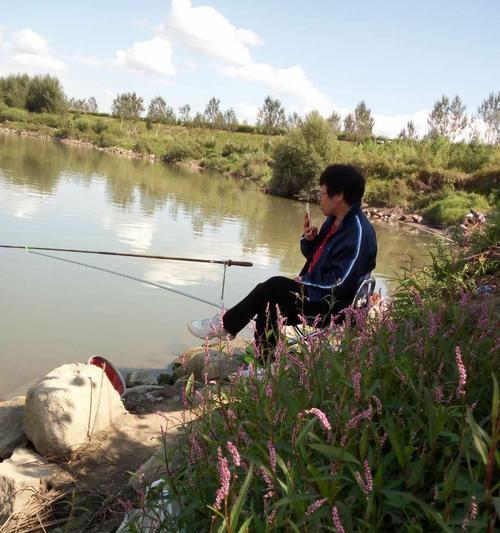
[423,191,490,225]
[74,118,90,132]
[162,144,194,163]
[0,105,29,123]
[96,132,118,148]
[364,178,414,208]
[92,119,108,134]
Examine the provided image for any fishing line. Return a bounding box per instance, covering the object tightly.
[28,249,223,309]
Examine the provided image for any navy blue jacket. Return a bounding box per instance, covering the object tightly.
[299,204,377,303]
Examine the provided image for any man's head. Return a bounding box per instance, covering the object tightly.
[318,164,365,217]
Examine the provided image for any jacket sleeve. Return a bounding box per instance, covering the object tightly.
[302,216,364,301]
[300,235,318,259]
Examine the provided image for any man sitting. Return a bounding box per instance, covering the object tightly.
[188,164,377,356]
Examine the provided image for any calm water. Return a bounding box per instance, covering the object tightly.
[0,134,435,399]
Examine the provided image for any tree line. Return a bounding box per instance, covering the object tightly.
[0,73,498,143]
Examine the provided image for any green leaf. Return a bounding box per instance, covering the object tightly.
[383,491,453,532]
[466,408,489,465]
[309,444,361,465]
[229,463,254,529]
[185,372,194,399]
[492,373,499,423]
[237,516,253,533]
[294,418,316,448]
[493,497,500,520]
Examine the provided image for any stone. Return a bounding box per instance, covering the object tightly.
[126,370,158,388]
[412,214,423,223]
[157,372,174,385]
[0,447,60,525]
[122,385,178,413]
[0,397,27,460]
[23,363,125,458]
[172,347,246,382]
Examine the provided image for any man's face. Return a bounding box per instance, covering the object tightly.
[319,185,342,216]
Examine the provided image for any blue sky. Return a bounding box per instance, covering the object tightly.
[1,0,499,136]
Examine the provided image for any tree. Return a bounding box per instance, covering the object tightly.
[449,96,469,140]
[223,108,238,131]
[478,91,500,144]
[353,101,374,138]
[428,94,468,141]
[147,96,168,123]
[0,74,30,108]
[25,75,66,113]
[87,96,98,113]
[178,104,191,125]
[204,97,221,128]
[287,112,302,129]
[343,113,356,135]
[67,97,97,113]
[327,110,342,134]
[398,120,418,141]
[257,96,286,134]
[111,92,144,120]
[191,112,206,128]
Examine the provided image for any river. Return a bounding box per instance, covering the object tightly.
[0,134,436,399]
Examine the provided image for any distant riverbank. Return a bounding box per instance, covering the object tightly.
[1,106,498,227]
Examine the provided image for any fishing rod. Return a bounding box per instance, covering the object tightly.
[27,249,224,309]
[0,245,253,268]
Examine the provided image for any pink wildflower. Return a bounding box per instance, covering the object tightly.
[379,432,388,449]
[455,346,467,398]
[265,382,273,398]
[268,440,276,473]
[364,460,373,492]
[371,395,382,415]
[259,466,274,492]
[267,508,277,524]
[306,498,327,516]
[304,408,332,435]
[189,432,203,464]
[352,372,362,402]
[469,496,478,520]
[434,384,444,403]
[331,505,345,533]
[117,497,134,513]
[345,404,373,433]
[213,447,231,511]
[227,441,241,467]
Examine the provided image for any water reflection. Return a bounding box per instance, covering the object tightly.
[0,134,436,399]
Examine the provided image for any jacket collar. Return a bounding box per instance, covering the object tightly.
[330,203,361,230]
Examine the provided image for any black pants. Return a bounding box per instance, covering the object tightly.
[222,276,347,355]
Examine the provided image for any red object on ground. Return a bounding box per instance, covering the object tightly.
[87,355,126,397]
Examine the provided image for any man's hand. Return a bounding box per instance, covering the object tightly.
[303,213,318,241]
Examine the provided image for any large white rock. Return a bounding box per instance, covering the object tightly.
[0,447,60,525]
[23,363,125,457]
[0,397,27,459]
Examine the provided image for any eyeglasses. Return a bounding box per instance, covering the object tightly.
[317,191,329,200]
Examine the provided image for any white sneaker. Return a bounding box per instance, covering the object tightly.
[187,314,235,340]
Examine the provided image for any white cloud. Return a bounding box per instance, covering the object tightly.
[235,103,259,124]
[223,63,334,114]
[0,28,66,73]
[13,53,66,72]
[166,0,261,66]
[373,109,429,138]
[102,214,156,252]
[114,37,175,76]
[11,28,49,55]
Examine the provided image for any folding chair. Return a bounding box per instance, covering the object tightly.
[287,276,376,347]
